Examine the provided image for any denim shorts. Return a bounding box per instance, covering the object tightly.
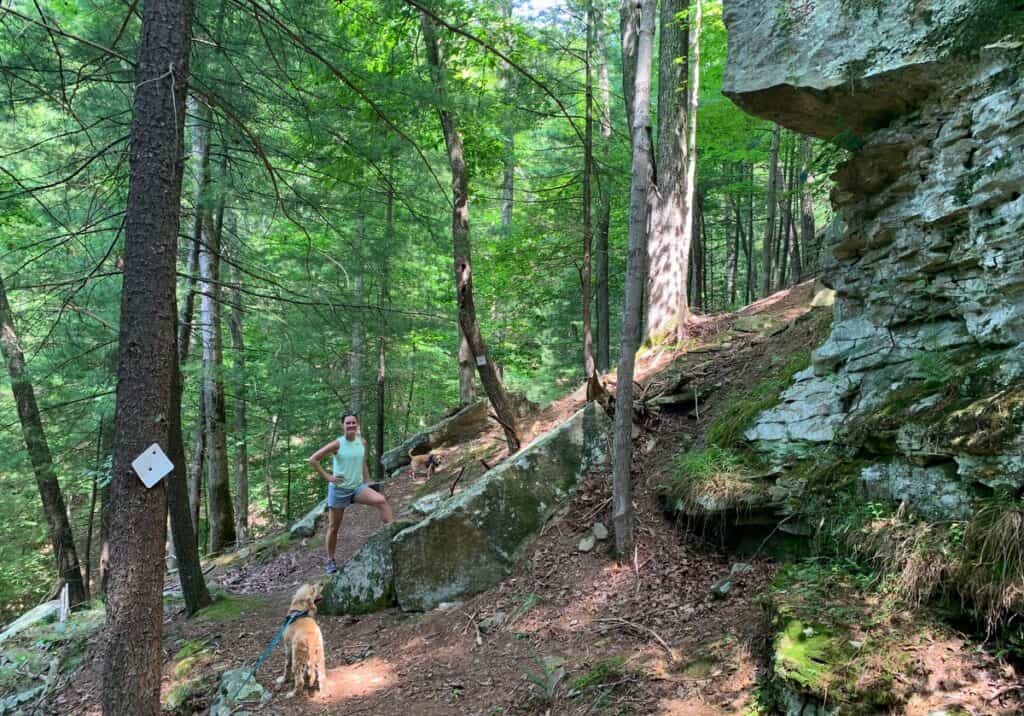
[327,482,367,509]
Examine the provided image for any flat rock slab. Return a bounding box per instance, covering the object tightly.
[380,400,490,473]
[0,600,60,644]
[392,403,610,611]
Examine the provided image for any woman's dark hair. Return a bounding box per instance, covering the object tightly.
[342,412,359,422]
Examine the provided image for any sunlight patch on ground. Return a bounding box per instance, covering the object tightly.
[312,656,396,705]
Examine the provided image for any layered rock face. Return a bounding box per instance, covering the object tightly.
[724,1,1024,518]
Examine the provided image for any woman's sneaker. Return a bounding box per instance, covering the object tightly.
[325,559,338,575]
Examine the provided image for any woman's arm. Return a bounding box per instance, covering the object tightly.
[309,440,340,484]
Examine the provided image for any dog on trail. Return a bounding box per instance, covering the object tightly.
[407,448,442,480]
[276,582,326,698]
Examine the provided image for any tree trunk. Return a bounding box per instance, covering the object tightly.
[612,0,655,559]
[582,0,595,378]
[680,0,701,314]
[376,184,393,484]
[646,0,688,344]
[458,329,475,407]
[726,169,739,306]
[350,269,365,414]
[778,138,792,289]
[500,0,514,236]
[103,0,194,710]
[762,123,781,297]
[0,274,87,607]
[799,136,815,276]
[595,1,612,373]
[263,414,279,519]
[228,244,248,545]
[188,394,205,538]
[199,185,234,554]
[422,13,520,453]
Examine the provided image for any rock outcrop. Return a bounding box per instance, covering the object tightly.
[725,0,1024,516]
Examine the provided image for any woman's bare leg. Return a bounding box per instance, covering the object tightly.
[325,507,344,562]
[354,487,393,523]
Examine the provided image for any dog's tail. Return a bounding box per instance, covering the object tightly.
[408,448,414,459]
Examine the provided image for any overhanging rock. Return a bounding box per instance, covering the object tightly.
[722,0,1014,139]
[392,403,610,612]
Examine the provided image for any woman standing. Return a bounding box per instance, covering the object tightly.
[308,413,393,574]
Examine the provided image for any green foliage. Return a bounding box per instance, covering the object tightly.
[568,656,627,692]
[705,352,811,449]
[522,653,566,705]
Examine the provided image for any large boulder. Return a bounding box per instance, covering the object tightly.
[392,403,610,611]
[320,520,415,616]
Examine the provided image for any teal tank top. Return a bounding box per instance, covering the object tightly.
[331,436,365,490]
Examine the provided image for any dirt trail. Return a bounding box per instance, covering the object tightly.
[45,282,1023,715]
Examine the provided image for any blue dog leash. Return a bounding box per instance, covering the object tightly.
[228,609,309,703]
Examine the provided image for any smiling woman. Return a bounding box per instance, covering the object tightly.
[308,413,394,574]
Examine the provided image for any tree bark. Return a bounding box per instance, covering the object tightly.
[500,0,514,237]
[228,243,248,545]
[0,274,87,607]
[422,12,520,453]
[680,0,701,315]
[199,182,234,553]
[103,0,194,710]
[594,1,612,373]
[761,123,781,297]
[612,0,655,559]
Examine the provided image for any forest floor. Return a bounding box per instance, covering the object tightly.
[41,281,1024,715]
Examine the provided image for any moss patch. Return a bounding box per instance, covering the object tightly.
[194,591,267,621]
[765,562,936,714]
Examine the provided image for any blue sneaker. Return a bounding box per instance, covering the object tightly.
[325,560,338,575]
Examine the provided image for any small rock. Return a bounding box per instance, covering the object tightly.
[729,562,753,576]
[478,611,507,633]
[710,577,733,599]
[592,523,609,541]
[578,534,596,553]
[437,601,462,611]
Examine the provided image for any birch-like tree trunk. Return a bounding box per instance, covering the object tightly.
[422,12,520,453]
[199,180,234,553]
[0,274,87,607]
[612,0,656,559]
[103,0,194,709]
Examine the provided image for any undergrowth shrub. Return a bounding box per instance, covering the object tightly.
[658,446,761,514]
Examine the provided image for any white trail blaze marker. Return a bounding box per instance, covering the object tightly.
[132,443,174,488]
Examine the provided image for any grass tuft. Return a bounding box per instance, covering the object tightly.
[705,352,811,449]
